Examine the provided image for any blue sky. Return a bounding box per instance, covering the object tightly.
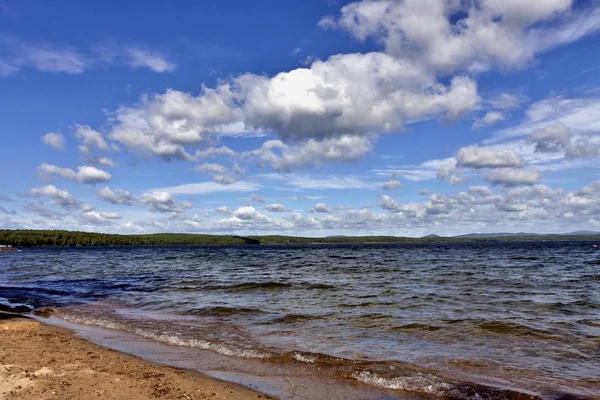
[1,0,600,236]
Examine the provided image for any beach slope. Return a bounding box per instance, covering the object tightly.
[0,313,272,400]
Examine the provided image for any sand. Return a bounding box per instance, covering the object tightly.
[0,312,274,400]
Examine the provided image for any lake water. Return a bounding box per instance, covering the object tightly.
[1,242,599,399]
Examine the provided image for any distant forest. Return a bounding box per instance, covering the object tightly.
[0,229,599,247]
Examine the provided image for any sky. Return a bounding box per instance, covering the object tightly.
[1,0,600,237]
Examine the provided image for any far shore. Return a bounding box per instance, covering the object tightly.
[0,312,274,400]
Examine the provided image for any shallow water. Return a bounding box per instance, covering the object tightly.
[1,242,599,399]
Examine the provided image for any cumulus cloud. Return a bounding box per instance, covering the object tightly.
[215,206,231,215]
[30,185,81,209]
[527,121,600,159]
[195,146,237,160]
[382,180,402,190]
[141,191,192,213]
[80,210,121,226]
[472,111,505,129]
[436,161,467,185]
[529,121,572,152]
[194,162,243,184]
[231,206,268,221]
[249,135,373,172]
[487,168,541,187]
[249,194,265,203]
[88,156,117,168]
[41,132,65,150]
[75,124,110,153]
[456,146,525,169]
[38,164,112,185]
[324,0,598,74]
[104,50,478,164]
[265,203,290,212]
[312,203,330,213]
[97,186,134,206]
[565,137,600,159]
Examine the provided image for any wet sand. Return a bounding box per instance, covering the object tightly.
[0,312,274,400]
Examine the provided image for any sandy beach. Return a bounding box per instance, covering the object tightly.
[0,312,273,400]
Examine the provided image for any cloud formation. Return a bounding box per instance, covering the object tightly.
[97,187,134,206]
[323,0,599,74]
[41,132,65,151]
[0,36,176,76]
[38,164,112,185]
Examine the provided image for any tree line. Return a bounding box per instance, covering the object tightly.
[0,230,257,247]
[0,229,597,247]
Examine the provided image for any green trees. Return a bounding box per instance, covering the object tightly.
[0,230,253,247]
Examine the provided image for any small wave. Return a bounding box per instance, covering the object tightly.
[186,306,264,317]
[391,323,443,332]
[352,371,451,394]
[268,313,317,324]
[292,352,317,364]
[476,321,557,339]
[201,281,336,292]
[58,314,271,359]
[352,371,541,400]
[208,282,293,291]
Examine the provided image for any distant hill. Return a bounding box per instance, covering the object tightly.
[454,231,600,238]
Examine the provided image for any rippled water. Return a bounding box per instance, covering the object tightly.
[1,242,599,399]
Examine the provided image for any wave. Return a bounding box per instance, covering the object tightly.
[53,311,554,399]
[57,313,271,359]
[185,306,265,317]
[351,371,542,400]
[391,323,444,332]
[197,281,337,292]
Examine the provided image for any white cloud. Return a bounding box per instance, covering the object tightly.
[194,162,243,184]
[232,206,268,221]
[141,191,191,213]
[260,173,377,190]
[265,203,290,212]
[382,180,402,190]
[487,168,541,187]
[195,146,237,160]
[249,135,373,172]
[215,206,231,215]
[41,132,65,150]
[488,95,600,143]
[0,36,176,76]
[312,203,330,213]
[249,194,265,203]
[88,156,117,168]
[325,0,598,74]
[80,210,121,225]
[106,52,479,163]
[125,47,176,73]
[97,186,134,206]
[30,185,80,209]
[38,164,112,185]
[156,180,260,195]
[0,35,87,76]
[486,92,525,110]
[528,121,573,152]
[75,124,110,153]
[456,146,525,169]
[473,111,505,130]
[565,137,600,159]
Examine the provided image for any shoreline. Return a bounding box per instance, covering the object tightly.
[0,312,274,400]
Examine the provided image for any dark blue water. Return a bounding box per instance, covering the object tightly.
[1,242,599,399]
